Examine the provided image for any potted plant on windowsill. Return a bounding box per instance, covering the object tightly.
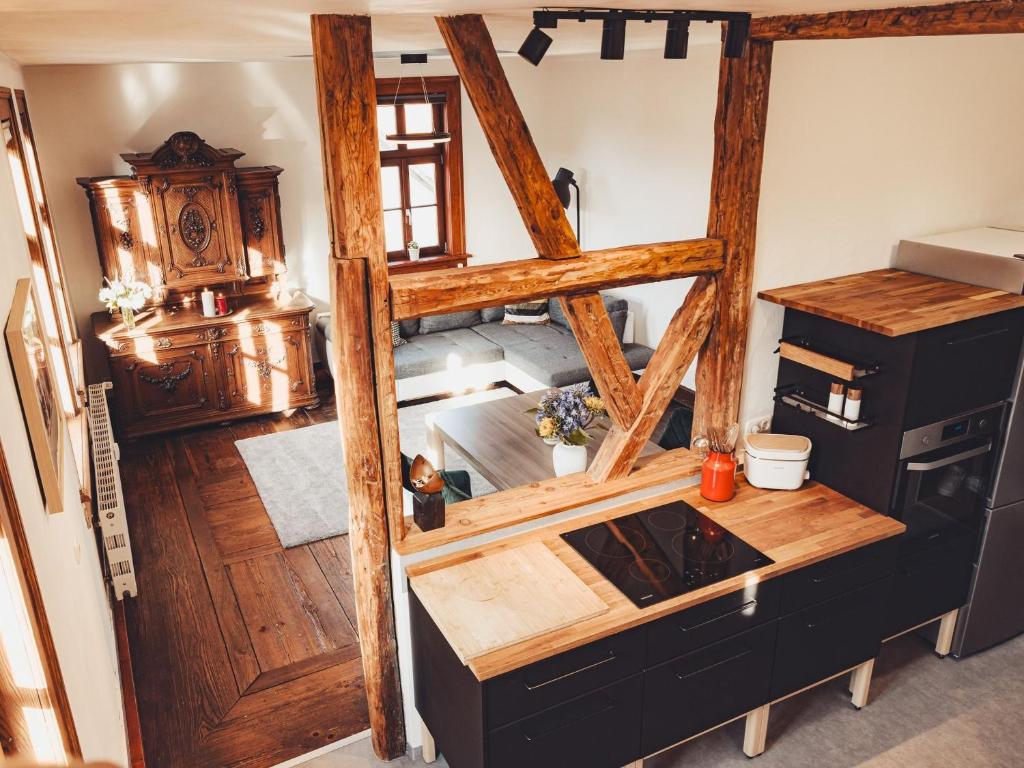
[408,240,421,261]
[530,384,607,476]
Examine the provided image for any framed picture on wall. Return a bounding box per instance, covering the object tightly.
[6,278,65,514]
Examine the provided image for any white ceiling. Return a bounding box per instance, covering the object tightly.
[0,0,955,66]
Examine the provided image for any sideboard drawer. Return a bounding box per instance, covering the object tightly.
[771,577,890,700]
[646,579,780,666]
[106,312,311,357]
[486,627,644,730]
[779,538,896,614]
[488,675,642,768]
[642,621,777,756]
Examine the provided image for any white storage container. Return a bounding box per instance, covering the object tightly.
[744,433,812,491]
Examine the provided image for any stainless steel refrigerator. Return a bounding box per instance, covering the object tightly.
[895,226,1024,657]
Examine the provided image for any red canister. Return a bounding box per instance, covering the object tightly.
[215,293,229,316]
[701,451,737,502]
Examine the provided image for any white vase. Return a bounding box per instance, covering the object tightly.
[409,247,421,261]
[552,443,588,477]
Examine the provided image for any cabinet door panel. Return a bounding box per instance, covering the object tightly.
[150,171,243,287]
[779,538,896,614]
[488,675,642,768]
[642,621,777,755]
[91,184,162,290]
[884,532,974,639]
[238,175,285,278]
[771,578,890,700]
[111,345,216,427]
[223,330,312,410]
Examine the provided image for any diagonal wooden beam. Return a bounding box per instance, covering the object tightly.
[562,293,641,428]
[389,238,724,320]
[752,0,1024,40]
[311,14,406,760]
[588,276,718,482]
[436,14,580,260]
[692,38,773,438]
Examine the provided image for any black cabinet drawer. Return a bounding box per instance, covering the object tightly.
[771,578,890,700]
[486,627,644,729]
[780,539,896,614]
[884,532,975,639]
[646,579,780,666]
[641,621,777,756]
[488,675,643,768]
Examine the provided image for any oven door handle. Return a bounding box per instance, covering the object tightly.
[906,442,992,472]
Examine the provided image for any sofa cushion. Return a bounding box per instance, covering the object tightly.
[549,295,629,342]
[418,310,482,335]
[480,305,505,323]
[471,320,574,349]
[393,328,503,379]
[502,337,654,388]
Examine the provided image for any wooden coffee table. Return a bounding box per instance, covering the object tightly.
[425,390,662,492]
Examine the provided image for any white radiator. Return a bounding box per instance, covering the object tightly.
[87,382,138,599]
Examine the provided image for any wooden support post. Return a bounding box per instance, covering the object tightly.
[849,658,875,709]
[693,38,773,436]
[563,293,642,428]
[743,703,770,757]
[436,14,580,261]
[589,277,717,481]
[935,608,959,657]
[421,715,437,763]
[311,14,406,759]
[752,0,1024,41]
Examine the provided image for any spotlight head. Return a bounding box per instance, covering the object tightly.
[519,26,554,66]
[552,167,576,208]
[600,14,626,60]
[724,14,751,58]
[664,16,690,60]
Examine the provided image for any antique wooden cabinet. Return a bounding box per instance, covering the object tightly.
[81,132,317,438]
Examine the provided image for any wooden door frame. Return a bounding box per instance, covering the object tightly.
[311,2,1024,757]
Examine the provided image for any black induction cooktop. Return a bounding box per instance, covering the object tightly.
[560,500,773,608]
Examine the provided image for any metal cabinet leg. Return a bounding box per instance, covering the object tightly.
[935,609,959,658]
[421,717,437,763]
[743,704,770,757]
[850,659,875,709]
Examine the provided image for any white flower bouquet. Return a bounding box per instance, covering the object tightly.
[99,277,153,329]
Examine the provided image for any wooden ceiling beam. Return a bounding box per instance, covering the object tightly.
[751,0,1024,40]
[589,276,718,482]
[311,14,406,760]
[436,14,580,261]
[693,38,774,437]
[389,238,725,320]
[562,293,642,428]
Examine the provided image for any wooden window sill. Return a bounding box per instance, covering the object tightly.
[387,253,469,275]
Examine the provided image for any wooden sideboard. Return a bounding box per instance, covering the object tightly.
[92,294,318,438]
[80,131,316,438]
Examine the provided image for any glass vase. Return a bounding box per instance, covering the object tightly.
[120,306,136,330]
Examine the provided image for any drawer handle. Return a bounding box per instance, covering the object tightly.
[678,600,757,632]
[523,652,616,691]
[521,701,615,742]
[675,647,752,680]
[810,560,879,584]
[944,327,1010,346]
[806,603,865,630]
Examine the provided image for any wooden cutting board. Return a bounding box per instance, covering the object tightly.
[410,541,609,662]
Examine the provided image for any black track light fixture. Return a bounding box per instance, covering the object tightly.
[519,26,554,66]
[600,13,627,60]
[521,8,752,65]
[551,167,581,245]
[664,15,690,59]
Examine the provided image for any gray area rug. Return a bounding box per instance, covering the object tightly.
[235,388,511,548]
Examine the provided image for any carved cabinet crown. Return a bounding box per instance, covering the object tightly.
[78,131,286,299]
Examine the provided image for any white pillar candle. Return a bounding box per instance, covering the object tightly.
[200,288,216,317]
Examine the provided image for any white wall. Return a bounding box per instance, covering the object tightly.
[23,48,720,380]
[0,53,129,766]
[743,34,1024,427]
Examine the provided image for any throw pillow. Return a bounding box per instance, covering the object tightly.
[480,305,505,323]
[503,299,550,325]
[391,320,407,347]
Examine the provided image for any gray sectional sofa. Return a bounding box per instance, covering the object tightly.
[317,294,654,401]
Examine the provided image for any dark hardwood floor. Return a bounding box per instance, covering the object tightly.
[119,393,370,768]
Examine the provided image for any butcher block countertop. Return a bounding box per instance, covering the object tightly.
[758,268,1024,336]
[407,479,905,681]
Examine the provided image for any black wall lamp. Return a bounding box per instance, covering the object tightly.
[519,8,752,65]
[552,167,581,245]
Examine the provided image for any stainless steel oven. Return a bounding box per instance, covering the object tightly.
[892,403,1006,551]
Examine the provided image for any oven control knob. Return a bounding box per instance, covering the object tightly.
[922,435,933,446]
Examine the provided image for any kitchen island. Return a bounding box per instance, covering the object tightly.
[407,478,906,767]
